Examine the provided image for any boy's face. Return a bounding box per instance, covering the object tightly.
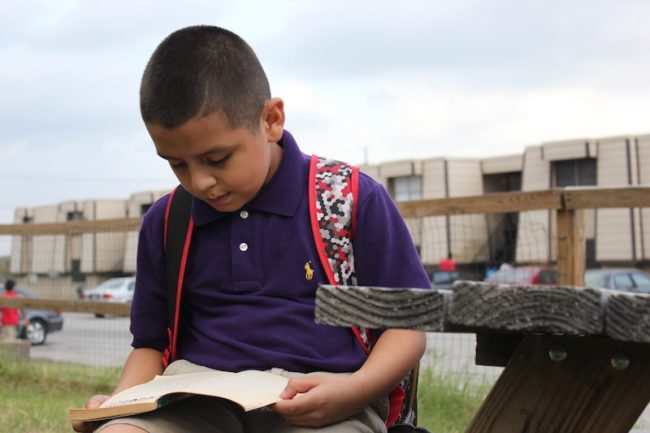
[147,98,285,213]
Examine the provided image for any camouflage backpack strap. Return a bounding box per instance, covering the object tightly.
[308,155,420,428]
[307,155,375,350]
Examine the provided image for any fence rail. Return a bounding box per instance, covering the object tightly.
[0,217,141,236]
[0,296,130,315]
[397,186,650,217]
[1,186,649,313]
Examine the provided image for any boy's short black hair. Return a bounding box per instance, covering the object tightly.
[5,279,15,291]
[140,25,271,131]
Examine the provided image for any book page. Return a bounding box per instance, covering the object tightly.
[101,369,288,411]
[100,370,235,408]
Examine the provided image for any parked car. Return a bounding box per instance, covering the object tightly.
[0,285,64,345]
[83,277,135,318]
[484,265,558,285]
[585,268,650,294]
[430,270,483,290]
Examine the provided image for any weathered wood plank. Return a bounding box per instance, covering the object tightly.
[0,297,131,316]
[465,334,650,433]
[448,281,603,335]
[315,285,445,331]
[316,282,650,342]
[606,291,650,343]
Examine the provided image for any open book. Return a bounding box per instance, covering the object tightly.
[68,369,289,422]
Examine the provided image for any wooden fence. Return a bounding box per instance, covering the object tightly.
[1,186,649,315]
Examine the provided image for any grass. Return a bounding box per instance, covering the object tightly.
[417,369,491,433]
[0,353,487,433]
[0,354,120,433]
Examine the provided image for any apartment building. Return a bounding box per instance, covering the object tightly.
[361,133,650,269]
[9,191,167,292]
[9,133,650,292]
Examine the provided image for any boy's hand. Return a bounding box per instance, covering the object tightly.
[272,374,371,427]
[71,394,110,432]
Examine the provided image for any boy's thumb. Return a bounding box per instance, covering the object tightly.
[85,395,110,409]
[279,375,320,399]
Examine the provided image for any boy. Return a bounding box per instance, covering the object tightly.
[73,25,430,433]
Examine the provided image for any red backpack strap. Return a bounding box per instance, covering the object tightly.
[162,185,194,367]
[308,155,374,353]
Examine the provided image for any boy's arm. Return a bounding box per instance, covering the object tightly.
[111,347,165,393]
[273,329,426,427]
[71,348,164,432]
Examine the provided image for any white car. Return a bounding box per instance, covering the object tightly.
[83,277,135,317]
[585,268,650,294]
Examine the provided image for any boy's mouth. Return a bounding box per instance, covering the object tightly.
[208,192,231,207]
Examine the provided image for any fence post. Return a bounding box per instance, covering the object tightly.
[556,207,585,286]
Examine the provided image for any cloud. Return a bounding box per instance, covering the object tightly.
[259,0,650,90]
[0,0,649,223]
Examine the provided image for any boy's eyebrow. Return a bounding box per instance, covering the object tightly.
[157,145,232,160]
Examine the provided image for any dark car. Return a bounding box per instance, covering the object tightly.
[0,285,64,345]
[585,268,650,294]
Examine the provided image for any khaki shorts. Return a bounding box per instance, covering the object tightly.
[96,360,388,433]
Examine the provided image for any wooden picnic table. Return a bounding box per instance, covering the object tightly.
[315,281,650,433]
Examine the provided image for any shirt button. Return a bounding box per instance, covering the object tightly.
[239,243,249,252]
[240,210,249,219]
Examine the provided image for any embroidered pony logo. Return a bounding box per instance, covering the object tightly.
[304,261,314,280]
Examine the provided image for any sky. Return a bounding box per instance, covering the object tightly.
[1,0,649,223]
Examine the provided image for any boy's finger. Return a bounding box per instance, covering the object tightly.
[272,394,312,416]
[279,375,322,398]
[85,394,110,409]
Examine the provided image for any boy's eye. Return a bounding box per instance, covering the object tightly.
[206,155,229,167]
[169,160,186,170]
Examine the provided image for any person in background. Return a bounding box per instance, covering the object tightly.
[438,253,456,272]
[1,279,27,342]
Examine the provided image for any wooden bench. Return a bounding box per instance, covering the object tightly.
[315,281,650,433]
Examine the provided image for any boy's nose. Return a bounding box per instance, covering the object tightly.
[190,167,218,193]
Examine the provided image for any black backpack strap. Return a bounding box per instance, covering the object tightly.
[162,185,194,367]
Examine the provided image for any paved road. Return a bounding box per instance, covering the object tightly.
[31,312,132,367]
[32,313,489,372]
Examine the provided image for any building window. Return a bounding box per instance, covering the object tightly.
[67,211,84,221]
[553,158,596,187]
[140,203,152,216]
[71,259,85,283]
[389,176,422,202]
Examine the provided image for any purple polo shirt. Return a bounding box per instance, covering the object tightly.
[131,130,431,373]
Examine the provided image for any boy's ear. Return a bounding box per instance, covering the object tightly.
[262,97,285,142]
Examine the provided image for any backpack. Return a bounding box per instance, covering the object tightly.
[162,154,422,430]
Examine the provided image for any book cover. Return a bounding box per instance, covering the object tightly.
[69,369,289,422]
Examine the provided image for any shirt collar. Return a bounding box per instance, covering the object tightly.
[191,129,306,226]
